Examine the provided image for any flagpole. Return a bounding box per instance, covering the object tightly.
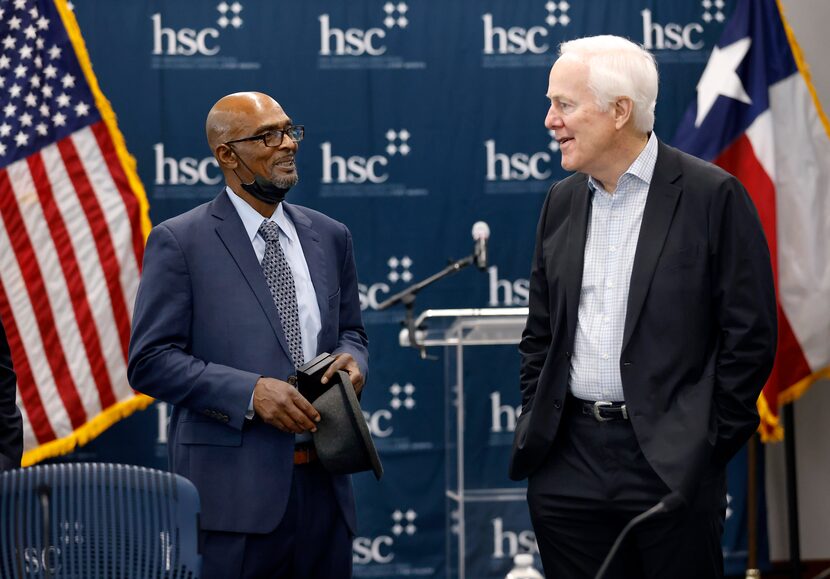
[745,433,760,579]
[783,404,802,579]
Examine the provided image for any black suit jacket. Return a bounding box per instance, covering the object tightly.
[0,316,23,471]
[509,140,777,499]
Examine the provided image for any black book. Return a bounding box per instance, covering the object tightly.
[296,352,337,403]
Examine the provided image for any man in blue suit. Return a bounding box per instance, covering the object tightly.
[129,91,369,578]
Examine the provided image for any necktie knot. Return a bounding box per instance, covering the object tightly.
[258,220,280,244]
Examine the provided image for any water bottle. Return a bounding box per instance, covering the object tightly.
[506,553,544,579]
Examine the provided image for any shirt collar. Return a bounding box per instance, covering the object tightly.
[588,131,659,193]
[225,187,296,244]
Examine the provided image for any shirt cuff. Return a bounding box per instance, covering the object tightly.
[246,392,255,420]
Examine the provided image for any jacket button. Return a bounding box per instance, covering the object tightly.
[566,351,572,358]
[553,399,561,409]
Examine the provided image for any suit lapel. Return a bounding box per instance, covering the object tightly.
[566,176,591,350]
[210,192,292,361]
[284,203,329,345]
[622,142,682,351]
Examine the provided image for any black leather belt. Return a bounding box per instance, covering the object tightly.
[571,396,629,422]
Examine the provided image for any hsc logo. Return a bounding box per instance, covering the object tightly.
[641,1,731,59]
[363,382,416,439]
[492,517,539,559]
[353,509,419,565]
[318,2,426,70]
[320,129,427,197]
[150,2,260,70]
[481,1,571,67]
[362,381,434,452]
[487,266,529,307]
[484,130,560,194]
[152,143,222,200]
[359,256,414,311]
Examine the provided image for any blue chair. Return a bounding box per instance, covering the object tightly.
[0,462,201,578]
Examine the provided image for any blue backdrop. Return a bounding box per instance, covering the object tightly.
[52,1,768,576]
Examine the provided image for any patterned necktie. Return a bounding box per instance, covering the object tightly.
[258,220,304,369]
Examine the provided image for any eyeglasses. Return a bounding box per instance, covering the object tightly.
[225,125,305,148]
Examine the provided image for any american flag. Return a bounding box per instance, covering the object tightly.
[0,0,152,465]
[674,0,830,440]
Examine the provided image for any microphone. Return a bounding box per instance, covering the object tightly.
[472,221,490,270]
[594,491,685,579]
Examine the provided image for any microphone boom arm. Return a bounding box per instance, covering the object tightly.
[376,253,476,358]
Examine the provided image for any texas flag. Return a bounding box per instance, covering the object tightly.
[673,0,830,440]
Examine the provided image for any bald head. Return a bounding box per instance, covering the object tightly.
[205,92,286,151]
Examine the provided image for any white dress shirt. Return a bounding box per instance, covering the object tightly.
[569,132,658,402]
[226,187,322,423]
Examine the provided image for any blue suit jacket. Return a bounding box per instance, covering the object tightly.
[128,191,368,534]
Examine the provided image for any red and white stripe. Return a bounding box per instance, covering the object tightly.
[714,68,830,434]
[0,121,144,452]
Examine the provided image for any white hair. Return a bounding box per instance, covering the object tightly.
[558,35,658,133]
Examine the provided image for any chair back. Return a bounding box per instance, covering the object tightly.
[0,462,201,578]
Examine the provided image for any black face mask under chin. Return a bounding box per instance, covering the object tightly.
[231,150,292,205]
[236,171,290,205]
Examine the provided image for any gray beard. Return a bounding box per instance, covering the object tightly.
[270,172,299,189]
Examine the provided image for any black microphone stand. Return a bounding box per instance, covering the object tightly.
[376,252,477,359]
[594,492,685,579]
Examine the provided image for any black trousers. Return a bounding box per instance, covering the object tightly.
[199,461,352,579]
[527,397,726,579]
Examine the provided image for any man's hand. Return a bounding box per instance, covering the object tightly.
[320,353,365,394]
[253,377,320,433]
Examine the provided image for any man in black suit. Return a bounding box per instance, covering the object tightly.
[0,317,23,471]
[509,35,777,578]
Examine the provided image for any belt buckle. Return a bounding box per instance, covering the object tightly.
[592,400,614,422]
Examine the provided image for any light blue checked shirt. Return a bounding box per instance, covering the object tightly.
[569,132,658,402]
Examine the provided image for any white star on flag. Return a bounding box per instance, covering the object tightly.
[695,37,753,127]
